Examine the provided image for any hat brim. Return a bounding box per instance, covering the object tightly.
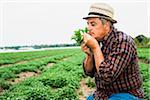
[83,15,117,23]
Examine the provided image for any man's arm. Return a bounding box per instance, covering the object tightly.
[92,46,104,74]
[81,42,95,77]
[83,54,94,72]
[83,33,104,74]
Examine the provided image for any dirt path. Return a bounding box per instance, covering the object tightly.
[78,78,95,100]
[2,56,73,94]
[0,55,73,95]
[8,71,41,84]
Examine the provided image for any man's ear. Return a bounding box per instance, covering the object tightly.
[104,21,110,30]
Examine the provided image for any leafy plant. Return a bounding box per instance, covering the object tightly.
[71,27,89,45]
[86,77,95,88]
[0,79,11,90]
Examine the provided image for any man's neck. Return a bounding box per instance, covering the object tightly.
[99,27,112,42]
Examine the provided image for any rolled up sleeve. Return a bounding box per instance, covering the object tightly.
[98,41,133,84]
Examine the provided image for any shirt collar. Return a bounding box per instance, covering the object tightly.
[101,27,117,46]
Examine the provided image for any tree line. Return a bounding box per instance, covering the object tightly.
[0,35,149,50]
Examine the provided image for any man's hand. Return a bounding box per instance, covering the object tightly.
[81,42,91,56]
[81,41,94,73]
[82,33,104,74]
[83,33,99,50]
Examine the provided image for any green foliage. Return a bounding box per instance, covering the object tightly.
[71,27,89,45]
[0,49,76,65]
[52,86,79,100]
[139,62,150,100]
[134,35,150,48]
[0,79,11,90]
[137,48,150,63]
[86,77,95,88]
[41,73,68,88]
[0,49,84,100]
[0,49,78,80]
[25,86,52,100]
[0,48,149,100]
[0,70,16,80]
[0,82,52,100]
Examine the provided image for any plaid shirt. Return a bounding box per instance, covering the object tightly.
[83,28,144,100]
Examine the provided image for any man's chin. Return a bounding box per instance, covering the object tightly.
[92,35,103,41]
[95,37,103,42]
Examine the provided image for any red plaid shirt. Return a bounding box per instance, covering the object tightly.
[83,28,144,100]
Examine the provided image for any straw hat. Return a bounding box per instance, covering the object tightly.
[83,3,117,23]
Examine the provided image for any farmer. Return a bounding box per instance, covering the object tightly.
[81,3,144,100]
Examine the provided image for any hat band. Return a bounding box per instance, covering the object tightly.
[88,12,111,18]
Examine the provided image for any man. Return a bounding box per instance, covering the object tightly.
[81,3,144,100]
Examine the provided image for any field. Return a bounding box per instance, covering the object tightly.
[0,48,149,100]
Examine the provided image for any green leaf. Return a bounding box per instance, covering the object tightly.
[71,27,88,45]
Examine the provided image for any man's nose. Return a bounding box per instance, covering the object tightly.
[87,26,92,34]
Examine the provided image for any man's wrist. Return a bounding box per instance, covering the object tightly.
[86,53,92,60]
[92,43,100,52]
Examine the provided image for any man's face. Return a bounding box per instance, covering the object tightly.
[87,18,107,41]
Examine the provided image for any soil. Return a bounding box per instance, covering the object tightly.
[78,78,95,100]
[7,60,58,85]
[8,71,40,84]
[3,55,93,99]
[45,63,55,69]
[0,86,3,93]
[61,56,71,61]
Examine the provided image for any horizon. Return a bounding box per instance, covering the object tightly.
[0,34,149,48]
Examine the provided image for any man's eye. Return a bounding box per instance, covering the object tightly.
[91,23,96,26]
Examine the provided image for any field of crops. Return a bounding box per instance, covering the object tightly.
[137,48,150,63]
[0,48,149,100]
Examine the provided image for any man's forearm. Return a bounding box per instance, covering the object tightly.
[84,54,94,72]
[92,45,104,74]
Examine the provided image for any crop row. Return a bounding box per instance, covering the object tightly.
[0,49,79,90]
[0,48,149,66]
[0,48,149,100]
[0,49,79,66]
[0,50,85,100]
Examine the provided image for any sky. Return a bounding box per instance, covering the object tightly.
[0,0,149,47]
